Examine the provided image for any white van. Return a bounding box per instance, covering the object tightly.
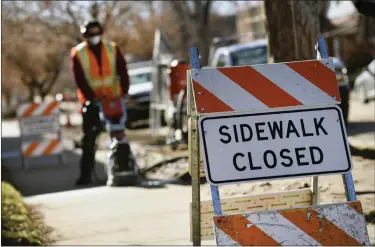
[126,61,153,128]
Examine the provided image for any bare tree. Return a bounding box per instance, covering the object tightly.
[354,1,375,46]
[4,41,65,101]
[1,0,237,105]
[264,1,329,62]
[2,3,70,102]
[168,1,213,65]
[1,1,135,102]
[64,1,133,48]
[121,1,235,63]
[1,51,23,109]
[126,14,161,60]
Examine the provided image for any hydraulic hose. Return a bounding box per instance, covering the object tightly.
[138,155,189,176]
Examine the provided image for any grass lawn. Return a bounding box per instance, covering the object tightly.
[1,181,53,246]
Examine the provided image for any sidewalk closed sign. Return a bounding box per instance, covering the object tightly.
[20,115,59,136]
[198,106,352,185]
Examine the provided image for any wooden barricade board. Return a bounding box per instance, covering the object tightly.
[22,139,64,157]
[213,201,370,246]
[188,59,341,178]
[17,100,64,165]
[190,188,313,241]
[190,58,340,115]
[187,40,365,247]
[17,101,60,117]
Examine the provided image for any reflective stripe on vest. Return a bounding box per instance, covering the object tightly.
[74,41,121,97]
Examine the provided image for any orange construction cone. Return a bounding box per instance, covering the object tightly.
[66,112,72,128]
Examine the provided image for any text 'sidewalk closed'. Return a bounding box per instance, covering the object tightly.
[199,106,352,185]
[188,40,370,246]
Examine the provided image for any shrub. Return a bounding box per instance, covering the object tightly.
[365,210,375,224]
[1,182,49,246]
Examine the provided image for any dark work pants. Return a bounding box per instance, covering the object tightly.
[79,103,102,179]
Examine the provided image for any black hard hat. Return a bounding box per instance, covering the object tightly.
[80,20,103,38]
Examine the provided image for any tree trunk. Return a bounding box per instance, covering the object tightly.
[168,2,190,61]
[177,15,190,61]
[169,0,212,65]
[3,88,12,108]
[39,88,47,101]
[28,86,35,102]
[357,15,375,46]
[198,30,210,66]
[2,89,12,116]
[196,1,212,66]
[38,81,49,101]
[264,1,322,62]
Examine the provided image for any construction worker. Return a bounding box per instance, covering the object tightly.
[70,20,130,186]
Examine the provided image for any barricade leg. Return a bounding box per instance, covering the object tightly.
[343,172,357,201]
[24,158,30,170]
[20,144,26,169]
[190,116,201,246]
[311,175,319,204]
[210,186,222,216]
[58,153,65,166]
[18,116,26,169]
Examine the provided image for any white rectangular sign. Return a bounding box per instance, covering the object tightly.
[20,115,60,136]
[198,106,352,185]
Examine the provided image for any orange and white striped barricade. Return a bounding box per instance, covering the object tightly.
[17,100,64,168]
[214,201,369,246]
[187,38,370,246]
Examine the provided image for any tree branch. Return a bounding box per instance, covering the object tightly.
[66,1,81,30]
[203,0,212,26]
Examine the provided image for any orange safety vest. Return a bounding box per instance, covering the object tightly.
[71,40,122,104]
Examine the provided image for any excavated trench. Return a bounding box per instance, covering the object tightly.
[65,125,205,187]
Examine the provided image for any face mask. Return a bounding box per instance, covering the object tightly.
[88,35,101,45]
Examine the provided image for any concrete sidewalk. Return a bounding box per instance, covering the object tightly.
[24,185,216,245]
[24,183,375,245]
